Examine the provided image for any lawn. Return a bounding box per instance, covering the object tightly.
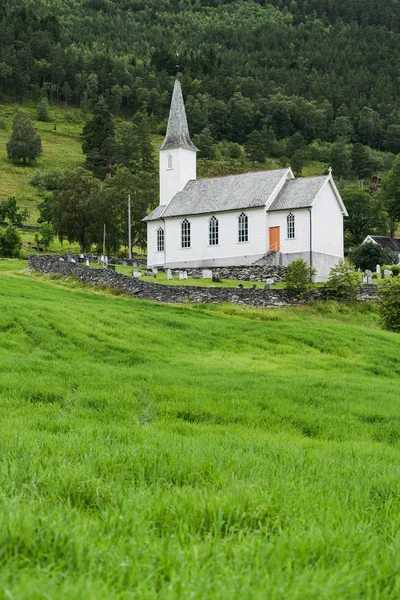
[0,260,399,598]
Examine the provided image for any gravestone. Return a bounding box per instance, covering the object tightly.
[365,269,372,277]
[85,258,90,266]
[376,264,381,274]
[145,270,153,276]
[167,269,173,280]
[266,278,275,285]
[133,270,142,277]
[362,276,367,283]
[179,271,184,280]
[367,276,372,284]
[192,273,201,279]
[104,256,108,267]
[152,268,158,276]
[122,261,127,266]
[384,269,393,276]
[202,269,212,279]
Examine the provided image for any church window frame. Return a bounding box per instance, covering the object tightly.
[167,153,173,170]
[287,213,295,239]
[181,219,191,248]
[238,212,248,243]
[157,227,164,252]
[209,216,219,246]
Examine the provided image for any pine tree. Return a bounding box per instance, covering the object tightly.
[36,97,51,122]
[6,111,42,165]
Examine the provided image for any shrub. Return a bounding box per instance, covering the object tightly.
[0,118,7,130]
[379,278,400,332]
[350,242,398,271]
[0,226,22,257]
[36,97,51,122]
[285,258,316,296]
[325,261,359,299]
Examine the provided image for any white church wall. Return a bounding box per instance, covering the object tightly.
[159,148,196,206]
[267,209,310,254]
[312,181,344,259]
[162,208,267,268]
[147,220,166,267]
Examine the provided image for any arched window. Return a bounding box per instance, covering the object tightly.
[287,213,295,239]
[209,216,219,245]
[167,153,173,169]
[238,212,248,242]
[181,219,191,248]
[157,227,164,252]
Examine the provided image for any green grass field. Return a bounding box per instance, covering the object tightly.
[1,259,400,598]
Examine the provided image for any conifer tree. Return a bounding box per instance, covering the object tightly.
[7,111,42,165]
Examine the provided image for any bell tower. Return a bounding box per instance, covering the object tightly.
[159,75,198,206]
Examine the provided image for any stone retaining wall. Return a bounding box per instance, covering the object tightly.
[28,255,379,307]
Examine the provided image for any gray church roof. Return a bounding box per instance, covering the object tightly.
[158,77,198,152]
[160,168,290,218]
[142,205,167,222]
[268,176,328,211]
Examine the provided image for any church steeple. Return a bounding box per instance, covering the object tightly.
[159,76,197,206]
[159,76,198,152]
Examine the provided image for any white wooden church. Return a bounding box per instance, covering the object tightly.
[144,77,348,281]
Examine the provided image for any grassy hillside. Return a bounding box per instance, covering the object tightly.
[0,104,85,225]
[1,260,400,598]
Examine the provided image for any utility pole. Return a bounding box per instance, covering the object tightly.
[103,223,106,267]
[127,193,132,259]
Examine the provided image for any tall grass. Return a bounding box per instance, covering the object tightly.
[0,260,400,598]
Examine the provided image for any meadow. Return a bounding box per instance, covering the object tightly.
[0,259,400,599]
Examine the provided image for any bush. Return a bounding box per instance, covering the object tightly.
[0,119,7,130]
[379,278,400,332]
[36,97,51,122]
[285,258,316,296]
[0,226,22,257]
[349,242,398,271]
[325,261,359,299]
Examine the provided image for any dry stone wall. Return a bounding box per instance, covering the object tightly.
[28,255,378,307]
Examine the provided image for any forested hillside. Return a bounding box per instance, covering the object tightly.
[1,0,400,151]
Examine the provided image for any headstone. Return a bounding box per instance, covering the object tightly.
[145,270,153,276]
[104,256,108,267]
[183,270,188,280]
[266,278,275,285]
[133,270,142,277]
[152,267,158,276]
[202,269,212,279]
[376,264,381,274]
[122,261,127,266]
[179,271,184,280]
[362,276,368,283]
[85,258,90,266]
[192,273,201,279]
[58,257,64,262]
[384,269,393,276]
[167,269,173,280]
[367,276,373,284]
[365,269,372,276]
[70,258,76,263]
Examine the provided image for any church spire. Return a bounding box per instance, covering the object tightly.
[159,76,198,152]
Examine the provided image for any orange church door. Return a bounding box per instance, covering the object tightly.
[269,226,280,251]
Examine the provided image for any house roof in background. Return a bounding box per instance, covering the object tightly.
[368,236,400,252]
